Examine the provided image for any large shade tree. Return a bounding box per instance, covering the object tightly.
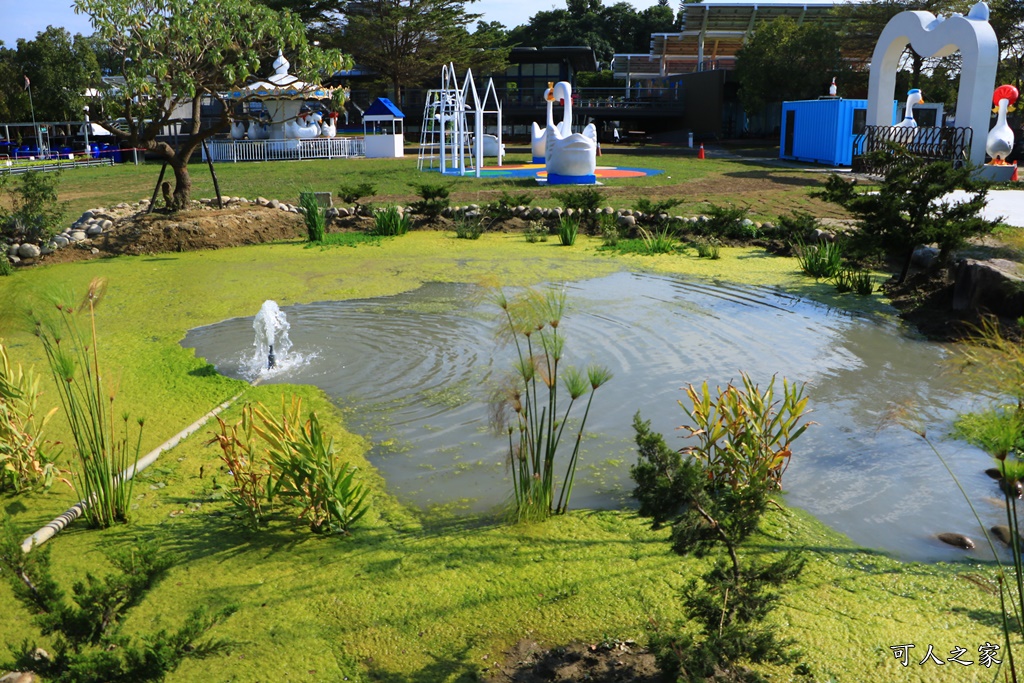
[13,27,100,123]
[735,16,851,114]
[73,0,350,210]
[341,0,509,106]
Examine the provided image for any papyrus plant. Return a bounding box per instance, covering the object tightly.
[490,287,612,522]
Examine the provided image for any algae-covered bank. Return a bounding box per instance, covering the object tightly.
[0,232,1010,682]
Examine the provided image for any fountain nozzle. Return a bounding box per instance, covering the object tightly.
[268,345,276,369]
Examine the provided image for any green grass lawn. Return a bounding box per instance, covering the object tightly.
[6,151,850,225]
[0,163,1010,682]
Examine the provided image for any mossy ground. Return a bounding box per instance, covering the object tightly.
[0,212,1010,681]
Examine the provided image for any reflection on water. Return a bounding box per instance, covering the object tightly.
[183,272,998,562]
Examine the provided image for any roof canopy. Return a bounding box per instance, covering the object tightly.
[364,98,405,121]
[226,50,332,100]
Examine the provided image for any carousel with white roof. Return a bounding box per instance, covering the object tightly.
[204,50,363,162]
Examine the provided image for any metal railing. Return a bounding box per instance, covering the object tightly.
[853,126,973,175]
[203,137,365,163]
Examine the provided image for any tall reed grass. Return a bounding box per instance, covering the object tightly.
[33,278,144,527]
[299,191,326,243]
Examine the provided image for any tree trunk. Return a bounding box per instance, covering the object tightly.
[897,246,915,284]
[169,158,192,211]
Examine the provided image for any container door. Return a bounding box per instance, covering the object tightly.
[784,110,795,157]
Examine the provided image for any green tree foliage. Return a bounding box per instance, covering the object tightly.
[72,0,350,211]
[0,519,235,681]
[735,16,850,114]
[508,0,676,64]
[816,150,999,283]
[342,0,510,106]
[0,46,31,123]
[13,26,100,122]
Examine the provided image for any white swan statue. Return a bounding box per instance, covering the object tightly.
[230,120,246,140]
[828,77,837,97]
[987,84,1019,164]
[531,82,556,163]
[482,134,505,159]
[896,89,924,130]
[285,111,322,139]
[321,111,339,138]
[545,81,598,185]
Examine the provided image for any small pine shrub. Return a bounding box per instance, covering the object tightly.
[410,182,451,219]
[634,198,682,218]
[372,205,410,236]
[0,256,12,276]
[553,187,604,232]
[558,217,579,246]
[700,204,755,239]
[774,211,821,242]
[485,191,533,220]
[337,181,377,210]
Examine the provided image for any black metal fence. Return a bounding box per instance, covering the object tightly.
[852,125,973,175]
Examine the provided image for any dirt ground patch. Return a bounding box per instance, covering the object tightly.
[483,639,660,683]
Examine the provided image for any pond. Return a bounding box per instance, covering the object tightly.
[183,271,1000,562]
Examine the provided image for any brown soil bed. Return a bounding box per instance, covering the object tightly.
[39,204,307,265]
[483,639,660,683]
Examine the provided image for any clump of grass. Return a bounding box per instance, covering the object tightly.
[0,340,62,493]
[32,278,144,528]
[0,256,12,277]
[694,237,721,259]
[794,238,844,279]
[638,226,677,254]
[372,205,410,236]
[299,191,326,243]
[558,217,579,246]
[453,215,484,240]
[311,232,383,248]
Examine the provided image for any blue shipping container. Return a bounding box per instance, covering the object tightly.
[779,99,898,167]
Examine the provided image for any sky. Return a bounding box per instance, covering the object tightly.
[0,0,671,49]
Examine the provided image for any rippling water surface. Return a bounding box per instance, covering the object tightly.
[183,272,999,562]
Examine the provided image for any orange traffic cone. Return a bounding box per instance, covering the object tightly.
[698,144,705,160]
[1013,163,1019,182]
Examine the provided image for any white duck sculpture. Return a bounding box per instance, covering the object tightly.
[545,81,598,184]
[986,84,1019,164]
[894,88,924,138]
[230,120,246,140]
[321,111,339,138]
[285,111,322,139]
[531,82,556,163]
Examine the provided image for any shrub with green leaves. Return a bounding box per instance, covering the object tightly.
[696,204,755,240]
[32,278,145,528]
[299,191,326,242]
[0,255,12,276]
[553,187,605,232]
[453,214,484,240]
[524,221,548,243]
[0,340,62,493]
[372,205,410,236]
[634,197,682,221]
[0,170,68,243]
[410,182,451,219]
[632,374,812,682]
[0,519,234,681]
[693,236,721,259]
[490,288,612,522]
[774,211,821,242]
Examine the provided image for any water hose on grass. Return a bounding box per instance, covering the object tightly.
[20,393,244,553]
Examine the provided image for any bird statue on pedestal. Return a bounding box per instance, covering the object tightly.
[986,84,1019,164]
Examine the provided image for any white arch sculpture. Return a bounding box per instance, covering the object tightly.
[866,2,999,167]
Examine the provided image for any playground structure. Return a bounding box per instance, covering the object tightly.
[417,64,504,177]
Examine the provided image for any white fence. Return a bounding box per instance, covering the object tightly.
[203,137,365,163]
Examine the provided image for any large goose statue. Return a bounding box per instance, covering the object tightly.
[987,84,1019,164]
[892,88,924,141]
[531,83,556,163]
[545,81,598,184]
[230,120,246,140]
[285,111,322,139]
[321,111,339,138]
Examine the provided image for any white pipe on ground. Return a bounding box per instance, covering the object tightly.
[21,393,243,553]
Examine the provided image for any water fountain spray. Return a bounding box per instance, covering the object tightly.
[252,301,292,376]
